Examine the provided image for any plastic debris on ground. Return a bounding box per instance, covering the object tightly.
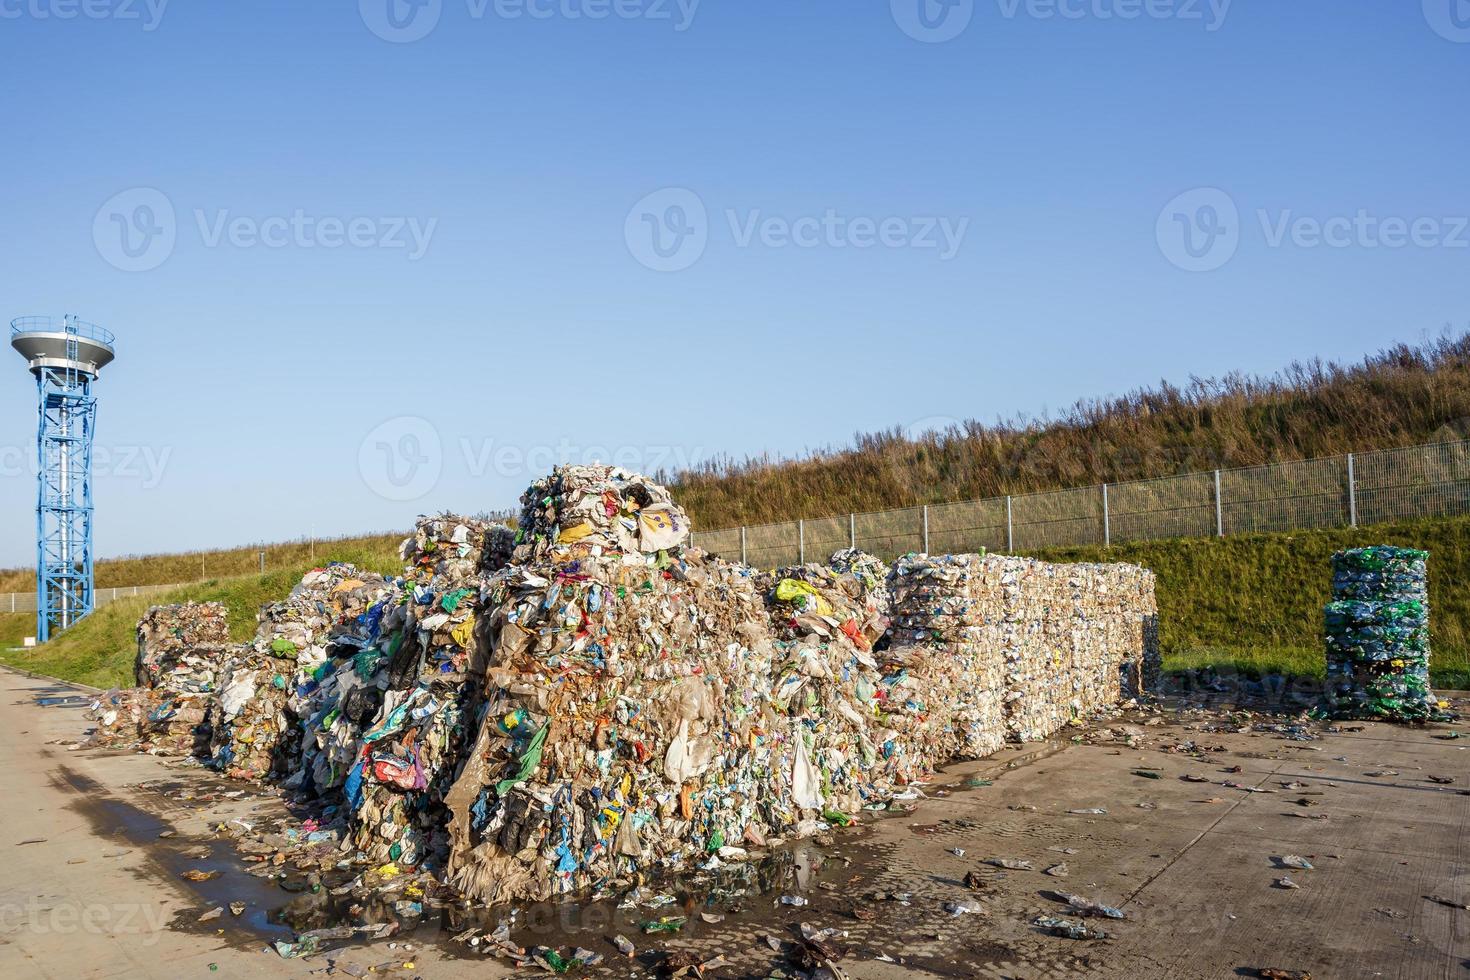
[1323,546,1445,722]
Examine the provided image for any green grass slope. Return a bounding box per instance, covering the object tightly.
[1034,513,1470,688]
[5,514,1466,692]
[0,531,406,594]
[0,547,407,689]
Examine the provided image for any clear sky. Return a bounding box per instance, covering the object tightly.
[0,0,1466,566]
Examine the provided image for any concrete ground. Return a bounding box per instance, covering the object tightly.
[0,664,1466,979]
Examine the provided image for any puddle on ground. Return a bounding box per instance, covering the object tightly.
[53,765,292,943]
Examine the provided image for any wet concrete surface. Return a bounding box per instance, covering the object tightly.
[2,664,1468,979]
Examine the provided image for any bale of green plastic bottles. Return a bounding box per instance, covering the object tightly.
[1324,546,1437,721]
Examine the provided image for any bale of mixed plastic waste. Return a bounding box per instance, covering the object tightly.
[87,685,215,756]
[513,464,690,562]
[887,554,1157,747]
[887,555,1010,759]
[1324,546,1440,721]
[135,601,230,690]
[346,516,501,869]
[208,645,296,779]
[442,467,902,907]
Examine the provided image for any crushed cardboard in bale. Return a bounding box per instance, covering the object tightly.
[135,601,230,691]
[1324,546,1442,722]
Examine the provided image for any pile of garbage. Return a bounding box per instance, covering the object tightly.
[513,465,691,562]
[1324,546,1440,721]
[135,601,230,691]
[101,464,1164,921]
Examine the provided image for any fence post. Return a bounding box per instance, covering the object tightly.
[1005,495,1014,552]
[1214,470,1224,538]
[1346,453,1358,528]
[740,527,747,565]
[798,519,805,564]
[921,505,930,555]
[1102,484,1111,547]
[849,513,856,550]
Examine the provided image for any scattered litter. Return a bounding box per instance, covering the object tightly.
[1275,855,1313,870]
[1033,915,1110,940]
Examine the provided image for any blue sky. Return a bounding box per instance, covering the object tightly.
[0,0,1466,566]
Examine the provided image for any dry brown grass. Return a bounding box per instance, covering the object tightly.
[671,333,1470,528]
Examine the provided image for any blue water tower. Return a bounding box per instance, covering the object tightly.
[10,315,116,642]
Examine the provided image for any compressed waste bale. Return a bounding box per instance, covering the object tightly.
[208,645,295,779]
[442,547,794,906]
[887,554,1009,759]
[1324,546,1440,721]
[86,688,150,747]
[440,466,906,908]
[513,464,690,562]
[136,689,214,756]
[887,554,1157,747]
[346,516,497,869]
[223,562,403,785]
[135,601,230,690]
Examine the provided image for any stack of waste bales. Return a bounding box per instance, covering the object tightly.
[1324,546,1438,721]
[212,564,391,781]
[88,683,217,756]
[135,601,230,691]
[347,516,500,869]
[445,466,844,907]
[887,554,1010,759]
[888,555,1158,747]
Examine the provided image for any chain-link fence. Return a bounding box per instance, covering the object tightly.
[687,439,1470,567]
[0,582,184,615]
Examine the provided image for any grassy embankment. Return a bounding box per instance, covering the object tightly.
[3,513,1466,692]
